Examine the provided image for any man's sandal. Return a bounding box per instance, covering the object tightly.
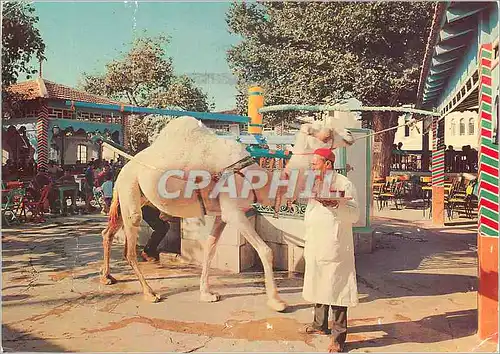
[140,251,158,263]
[298,324,328,335]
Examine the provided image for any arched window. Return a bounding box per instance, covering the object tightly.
[77,144,87,163]
[468,118,475,135]
[459,118,466,135]
[450,118,456,136]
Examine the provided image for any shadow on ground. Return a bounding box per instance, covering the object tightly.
[2,216,481,307]
[351,218,478,302]
[2,325,67,352]
[347,309,477,350]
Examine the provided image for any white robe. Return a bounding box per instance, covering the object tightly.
[302,172,360,307]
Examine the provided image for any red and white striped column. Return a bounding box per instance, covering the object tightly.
[122,113,130,152]
[477,43,498,343]
[36,102,49,171]
[431,116,445,225]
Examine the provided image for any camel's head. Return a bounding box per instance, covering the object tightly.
[270,122,354,208]
[301,122,354,149]
[285,122,354,173]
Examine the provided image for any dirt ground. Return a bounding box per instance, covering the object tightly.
[2,214,498,352]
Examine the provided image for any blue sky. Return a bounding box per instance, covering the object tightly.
[27,1,241,111]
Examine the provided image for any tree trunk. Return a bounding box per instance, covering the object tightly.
[372,111,398,179]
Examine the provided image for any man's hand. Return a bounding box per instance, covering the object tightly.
[159,213,171,222]
[211,173,221,183]
[318,199,339,208]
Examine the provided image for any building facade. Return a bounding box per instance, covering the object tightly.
[394,110,480,151]
[416,1,499,342]
[3,77,127,173]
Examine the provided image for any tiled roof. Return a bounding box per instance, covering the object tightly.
[216,109,239,115]
[6,80,41,100]
[6,77,126,105]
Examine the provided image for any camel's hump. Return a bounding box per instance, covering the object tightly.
[134,116,250,172]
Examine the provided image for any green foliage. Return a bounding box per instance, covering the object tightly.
[80,35,212,153]
[1,1,46,118]
[80,35,174,106]
[226,1,433,119]
[148,75,210,112]
[1,1,45,86]
[226,1,434,176]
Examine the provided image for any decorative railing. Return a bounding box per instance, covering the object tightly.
[390,150,478,173]
[251,167,346,218]
[253,202,307,219]
[391,151,426,172]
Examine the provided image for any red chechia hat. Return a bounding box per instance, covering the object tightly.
[313,148,335,162]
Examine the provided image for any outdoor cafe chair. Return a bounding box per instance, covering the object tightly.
[2,187,25,226]
[420,176,432,218]
[378,179,405,210]
[372,181,385,211]
[446,179,478,220]
[22,184,51,223]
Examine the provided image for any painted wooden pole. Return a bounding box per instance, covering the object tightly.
[248,86,264,135]
[431,116,445,225]
[122,113,130,152]
[36,101,49,170]
[477,43,499,343]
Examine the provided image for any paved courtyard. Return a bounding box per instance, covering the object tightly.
[2,212,498,352]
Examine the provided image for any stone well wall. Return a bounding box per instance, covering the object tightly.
[179,214,373,273]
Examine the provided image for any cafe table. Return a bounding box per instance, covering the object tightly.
[55,184,79,214]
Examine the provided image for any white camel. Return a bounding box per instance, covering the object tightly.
[100,116,354,312]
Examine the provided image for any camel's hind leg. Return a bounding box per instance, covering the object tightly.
[200,216,226,302]
[100,222,122,285]
[120,184,161,303]
[219,195,287,312]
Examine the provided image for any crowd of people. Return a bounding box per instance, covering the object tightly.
[3,158,37,181]
[391,142,479,173]
[445,145,478,172]
[23,158,124,215]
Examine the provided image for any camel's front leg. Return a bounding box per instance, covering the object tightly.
[199,216,226,302]
[220,197,288,312]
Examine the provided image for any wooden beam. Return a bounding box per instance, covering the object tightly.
[425,81,445,90]
[446,3,490,23]
[424,86,444,95]
[439,18,475,42]
[432,55,458,68]
[429,64,455,75]
[64,100,250,123]
[434,42,467,56]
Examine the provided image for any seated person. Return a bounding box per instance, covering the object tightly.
[96,166,111,186]
[30,167,52,200]
[57,169,77,184]
[47,161,63,178]
[100,173,114,214]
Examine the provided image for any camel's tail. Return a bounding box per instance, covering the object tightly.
[108,189,121,230]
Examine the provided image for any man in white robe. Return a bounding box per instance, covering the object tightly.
[299,147,360,352]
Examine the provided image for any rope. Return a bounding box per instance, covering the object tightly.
[259,104,441,117]
[352,116,424,142]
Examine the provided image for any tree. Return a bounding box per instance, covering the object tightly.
[2,1,45,117]
[80,35,173,106]
[148,75,210,113]
[226,2,433,177]
[2,1,45,86]
[80,35,211,154]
